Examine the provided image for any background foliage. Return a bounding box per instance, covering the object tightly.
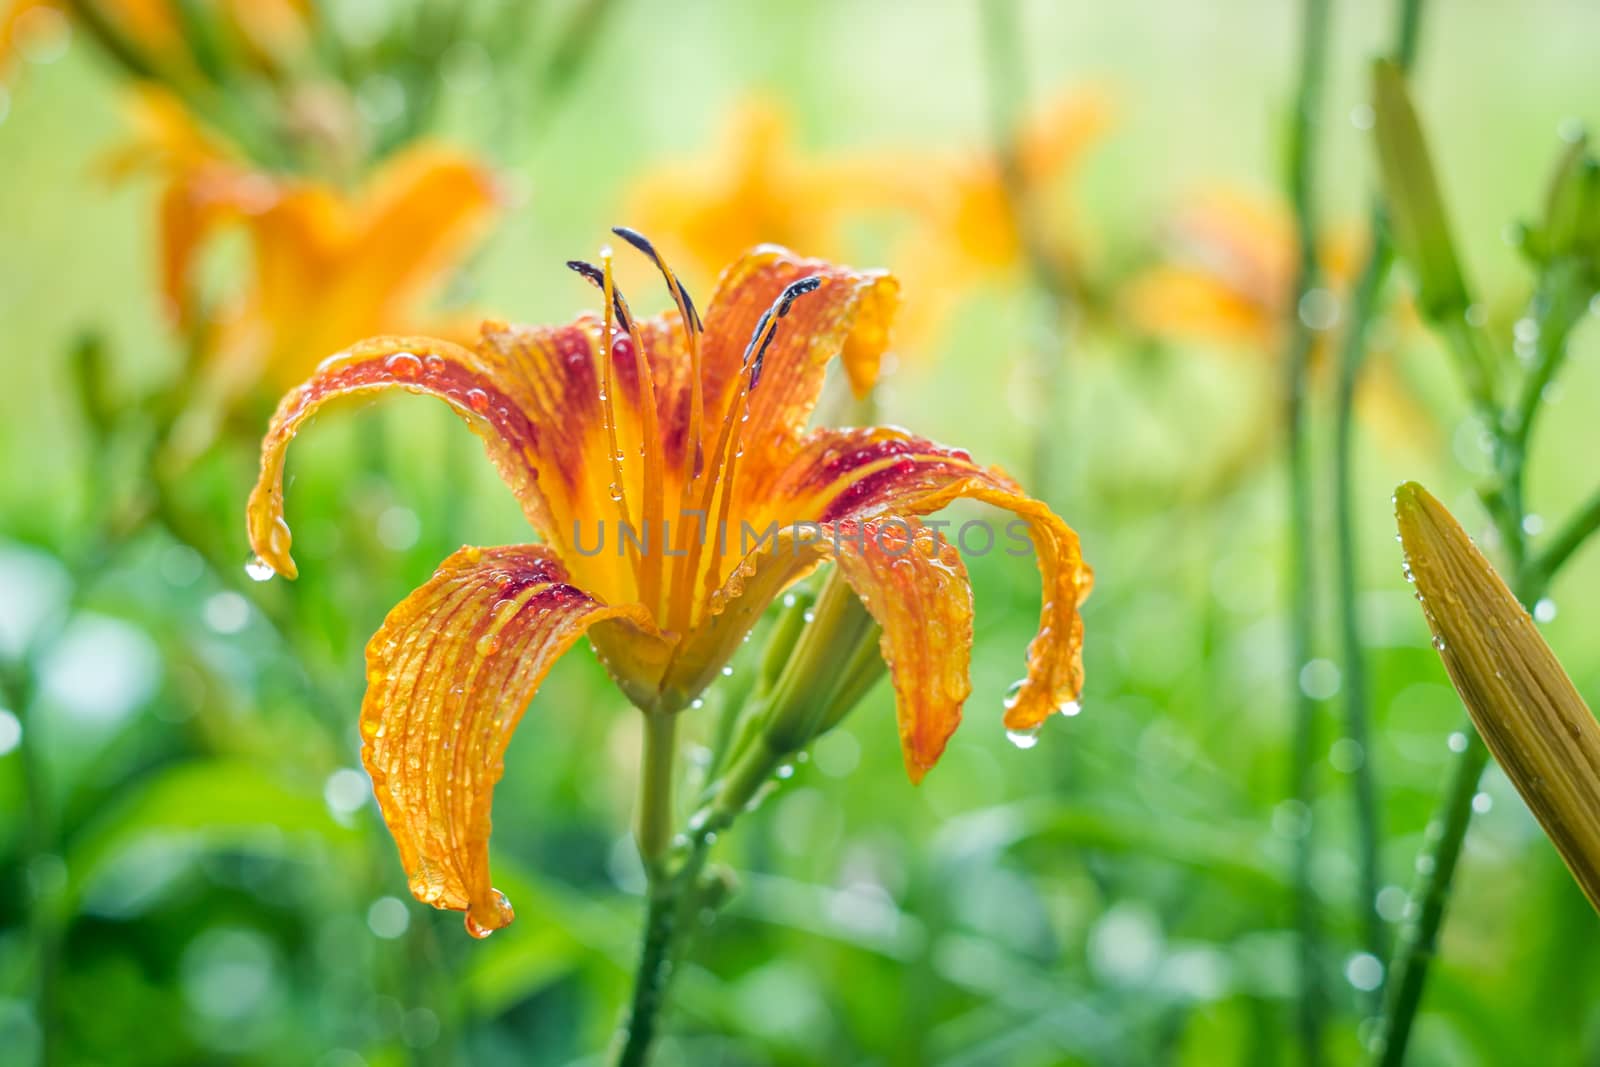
[3,1,1600,1064]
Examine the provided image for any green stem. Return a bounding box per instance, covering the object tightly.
[1371,278,1590,1062]
[1535,485,1600,582]
[1283,0,1331,1061]
[1332,240,1394,973]
[1369,553,1546,1065]
[635,711,679,872]
[1330,0,1427,985]
[1370,727,1490,1066]
[979,0,1076,498]
[614,868,693,1067]
[612,712,797,1066]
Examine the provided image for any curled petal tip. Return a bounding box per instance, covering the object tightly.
[247,509,298,580]
[464,888,515,939]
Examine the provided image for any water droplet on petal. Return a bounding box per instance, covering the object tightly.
[385,351,423,379]
[1006,727,1040,750]
[465,388,490,414]
[245,555,276,582]
[1057,699,1082,718]
[1002,679,1025,710]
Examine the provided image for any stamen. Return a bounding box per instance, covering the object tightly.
[612,226,708,487]
[612,227,702,332]
[571,249,669,616]
[747,276,821,389]
[565,260,633,332]
[568,253,640,588]
[680,277,825,622]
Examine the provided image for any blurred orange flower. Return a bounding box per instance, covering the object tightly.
[1125,187,1433,452]
[246,237,1091,936]
[110,90,501,406]
[625,99,888,284]
[1124,189,1363,350]
[890,86,1112,343]
[625,88,1113,353]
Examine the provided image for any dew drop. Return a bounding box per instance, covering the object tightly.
[1431,635,1447,651]
[720,665,734,677]
[609,483,624,502]
[476,634,502,657]
[465,388,490,414]
[1057,699,1082,718]
[245,555,276,582]
[1002,678,1025,710]
[1005,727,1040,750]
[385,351,423,379]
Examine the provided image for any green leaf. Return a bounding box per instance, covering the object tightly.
[65,760,357,907]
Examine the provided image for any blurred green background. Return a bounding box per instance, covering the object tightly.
[3,1,1600,1064]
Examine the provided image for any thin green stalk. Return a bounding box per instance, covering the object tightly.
[979,0,1075,498]
[614,863,696,1067]
[1370,726,1492,1066]
[1332,241,1394,973]
[1535,485,1600,582]
[1331,0,1427,983]
[1283,0,1332,1061]
[612,707,801,1066]
[1370,261,1591,1065]
[1369,543,1544,1067]
[635,711,680,872]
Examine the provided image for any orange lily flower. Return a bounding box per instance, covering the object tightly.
[1125,187,1435,454]
[626,90,1112,349]
[625,98,890,283]
[245,235,1092,937]
[1124,189,1361,350]
[111,90,500,400]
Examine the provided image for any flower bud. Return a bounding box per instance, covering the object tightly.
[1371,59,1471,321]
[1396,482,1600,913]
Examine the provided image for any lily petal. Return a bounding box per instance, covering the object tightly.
[832,518,973,780]
[699,246,898,449]
[361,544,654,936]
[762,427,1091,731]
[247,335,545,579]
[663,518,972,779]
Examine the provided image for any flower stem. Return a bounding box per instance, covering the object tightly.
[1283,0,1332,1060]
[1370,723,1491,1066]
[1331,0,1427,986]
[614,871,690,1067]
[635,711,679,872]
[1370,224,1591,1064]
